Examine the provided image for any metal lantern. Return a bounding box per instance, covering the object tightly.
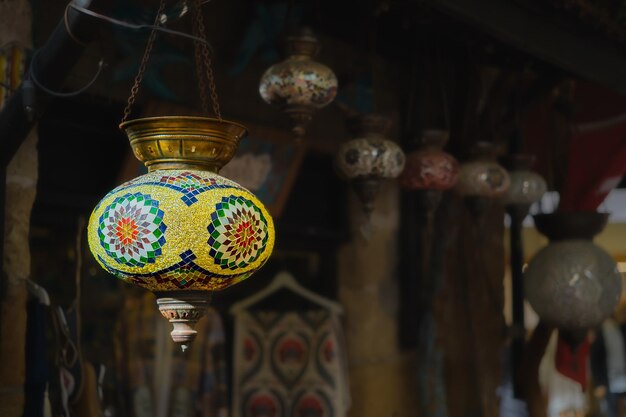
[259,27,338,137]
[87,117,275,350]
[335,114,405,217]
[524,212,621,330]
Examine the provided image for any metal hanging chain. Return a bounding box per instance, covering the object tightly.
[192,1,210,114]
[192,0,222,120]
[121,0,167,123]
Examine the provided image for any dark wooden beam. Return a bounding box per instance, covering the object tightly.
[0,0,107,169]
[0,0,107,305]
[421,0,626,95]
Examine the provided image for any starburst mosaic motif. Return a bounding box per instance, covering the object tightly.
[160,171,215,188]
[98,192,167,267]
[208,195,269,270]
[159,171,218,205]
[112,171,241,207]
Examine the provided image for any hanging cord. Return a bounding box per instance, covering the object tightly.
[68,3,215,52]
[434,36,450,130]
[283,0,296,34]
[368,0,378,112]
[64,2,87,46]
[121,0,167,123]
[29,48,105,98]
[192,0,222,119]
[70,217,85,313]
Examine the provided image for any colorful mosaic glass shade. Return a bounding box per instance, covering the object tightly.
[399,130,459,191]
[89,170,274,292]
[259,27,337,137]
[334,114,405,217]
[456,142,510,198]
[87,116,275,348]
[502,155,547,206]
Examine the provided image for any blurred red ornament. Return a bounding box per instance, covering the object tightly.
[400,130,459,191]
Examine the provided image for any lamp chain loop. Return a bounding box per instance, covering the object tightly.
[192,0,222,120]
[121,0,166,123]
[192,6,209,114]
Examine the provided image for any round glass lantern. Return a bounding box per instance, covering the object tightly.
[456,142,510,198]
[503,154,547,206]
[524,212,621,330]
[399,129,459,214]
[399,130,459,191]
[335,114,405,217]
[87,116,275,349]
[259,27,338,137]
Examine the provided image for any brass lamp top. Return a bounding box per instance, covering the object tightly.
[120,116,247,173]
[285,27,320,58]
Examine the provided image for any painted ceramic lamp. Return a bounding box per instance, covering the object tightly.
[87,116,275,350]
[524,212,621,330]
[335,114,405,216]
[259,27,338,137]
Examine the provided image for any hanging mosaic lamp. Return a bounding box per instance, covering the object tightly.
[335,114,405,217]
[86,0,274,351]
[399,129,459,211]
[87,117,275,349]
[259,27,338,137]
[524,212,621,330]
[502,154,547,208]
[456,141,510,213]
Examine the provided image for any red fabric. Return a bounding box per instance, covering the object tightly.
[568,81,626,124]
[559,126,626,211]
[523,80,626,211]
[555,335,590,390]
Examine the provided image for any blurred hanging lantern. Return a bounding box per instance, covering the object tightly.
[502,154,547,209]
[524,212,621,330]
[456,141,510,213]
[399,129,459,211]
[87,0,274,351]
[259,27,338,137]
[335,114,405,217]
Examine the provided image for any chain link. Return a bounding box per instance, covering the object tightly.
[192,0,209,114]
[121,0,167,123]
[121,0,222,122]
[193,0,222,120]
